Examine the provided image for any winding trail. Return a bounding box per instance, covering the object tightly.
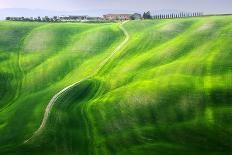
[24,21,129,143]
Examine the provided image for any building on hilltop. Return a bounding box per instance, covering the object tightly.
[103,13,142,21]
[103,14,132,20]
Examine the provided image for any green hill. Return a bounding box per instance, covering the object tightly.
[0,16,231,155]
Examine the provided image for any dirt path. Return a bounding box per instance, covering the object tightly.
[24,21,129,143]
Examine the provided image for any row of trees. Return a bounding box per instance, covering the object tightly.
[5,16,59,22]
[142,11,203,19]
[154,12,203,19]
[5,16,101,22]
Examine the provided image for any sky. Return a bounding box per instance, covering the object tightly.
[0,0,232,14]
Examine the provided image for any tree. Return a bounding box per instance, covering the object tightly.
[38,16,41,21]
[146,11,152,19]
[143,11,152,19]
[130,15,135,20]
[143,12,146,19]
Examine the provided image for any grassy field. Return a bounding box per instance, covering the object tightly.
[0,16,231,155]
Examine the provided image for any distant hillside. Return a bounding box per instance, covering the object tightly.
[0,16,231,154]
[0,8,141,19]
[0,8,206,20]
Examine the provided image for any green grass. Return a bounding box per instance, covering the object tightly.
[0,16,232,155]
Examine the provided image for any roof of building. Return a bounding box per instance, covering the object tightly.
[104,14,132,16]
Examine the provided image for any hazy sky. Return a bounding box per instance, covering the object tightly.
[0,0,232,14]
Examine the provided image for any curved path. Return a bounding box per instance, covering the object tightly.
[24,21,129,143]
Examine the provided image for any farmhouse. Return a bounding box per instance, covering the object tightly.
[103,14,132,20]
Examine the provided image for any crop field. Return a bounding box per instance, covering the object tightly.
[0,16,231,155]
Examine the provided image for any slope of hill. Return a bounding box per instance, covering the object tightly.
[0,16,231,154]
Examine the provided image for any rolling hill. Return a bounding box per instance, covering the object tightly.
[0,16,231,154]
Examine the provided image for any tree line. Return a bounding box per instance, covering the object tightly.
[143,11,203,19]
